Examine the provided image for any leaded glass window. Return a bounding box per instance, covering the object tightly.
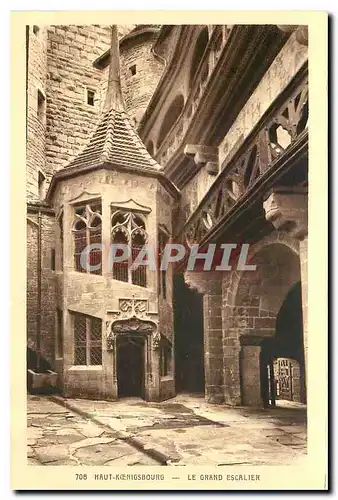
[72,202,102,274]
[73,313,102,366]
[111,210,148,287]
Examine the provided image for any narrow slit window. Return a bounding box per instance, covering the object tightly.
[51,248,56,271]
[87,89,95,106]
[33,25,40,36]
[38,170,46,200]
[129,64,137,76]
[158,229,169,298]
[37,90,46,122]
[56,308,63,359]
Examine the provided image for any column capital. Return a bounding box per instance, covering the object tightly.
[263,189,308,240]
[184,271,222,295]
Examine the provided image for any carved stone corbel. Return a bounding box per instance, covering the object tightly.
[263,189,308,240]
[184,144,219,175]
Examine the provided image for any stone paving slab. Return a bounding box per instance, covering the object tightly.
[43,393,306,467]
[27,396,155,466]
[27,395,307,466]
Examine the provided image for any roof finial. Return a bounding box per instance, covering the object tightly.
[103,25,124,113]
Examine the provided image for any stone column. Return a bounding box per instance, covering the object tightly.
[263,189,308,385]
[184,271,224,403]
[240,343,263,407]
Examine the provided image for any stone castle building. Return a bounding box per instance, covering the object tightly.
[27,23,308,406]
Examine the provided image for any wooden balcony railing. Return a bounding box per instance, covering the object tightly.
[180,67,308,246]
[155,25,232,166]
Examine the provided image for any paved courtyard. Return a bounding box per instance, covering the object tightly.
[27,394,307,466]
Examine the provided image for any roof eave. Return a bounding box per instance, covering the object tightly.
[45,161,180,204]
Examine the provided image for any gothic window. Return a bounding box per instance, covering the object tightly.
[72,202,102,275]
[73,313,102,366]
[158,228,169,299]
[160,339,172,377]
[111,209,148,287]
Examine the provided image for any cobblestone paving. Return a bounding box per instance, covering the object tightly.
[27,394,307,466]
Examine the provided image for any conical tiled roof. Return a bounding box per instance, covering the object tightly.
[66,25,162,174]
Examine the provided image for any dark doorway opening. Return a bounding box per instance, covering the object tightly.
[117,336,145,398]
[260,282,306,407]
[174,274,205,394]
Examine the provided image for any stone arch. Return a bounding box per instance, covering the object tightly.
[189,27,209,89]
[225,233,300,309]
[222,235,303,406]
[157,94,185,149]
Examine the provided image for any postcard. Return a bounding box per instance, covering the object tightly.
[11,10,328,491]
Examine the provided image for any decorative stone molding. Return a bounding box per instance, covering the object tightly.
[106,296,159,351]
[152,331,161,350]
[68,189,101,204]
[110,198,152,214]
[184,144,219,175]
[263,190,308,239]
[184,271,222,295]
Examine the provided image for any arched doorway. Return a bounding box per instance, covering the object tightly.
[117,335,145,398]
[260,282,306,406]
[235,242,306,407]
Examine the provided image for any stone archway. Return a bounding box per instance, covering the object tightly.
[223,239,304,407]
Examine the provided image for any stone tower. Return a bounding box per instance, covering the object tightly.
[45,26,179,401]
[95,25,164,129]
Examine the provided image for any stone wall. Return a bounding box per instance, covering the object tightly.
[27,211,56,367]
[45,25,111,176]
[44,25,159,179]
[98,31,164,129]
[120,32,164,127]
[26,25,48,201]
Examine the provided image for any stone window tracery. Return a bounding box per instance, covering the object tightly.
[111,209,148,287]
[72,202,102,275]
